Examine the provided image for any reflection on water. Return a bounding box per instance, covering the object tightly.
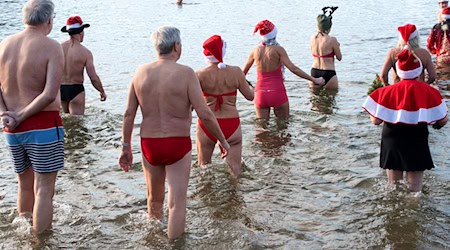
[253,120,292,157]
[62,115,90,151]
[309,88,338,115]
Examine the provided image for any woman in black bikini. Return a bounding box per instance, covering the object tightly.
[309,6,342,89]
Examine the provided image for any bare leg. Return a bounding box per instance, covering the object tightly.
[255,107,270,120]
[273,101,289,120]
[142,157,165,220]
[323,75,338,90]
[68,92,86,116]
[386,169,403,186]
[17,167,34,217]
[33,171,57,234]
[165,152,191,240]
[406,171,424,192]
[60,101,70,114]
[225,125,242,177]
[196,126,216,165]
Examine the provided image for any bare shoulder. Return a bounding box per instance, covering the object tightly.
[177,63,196,75]
[227,64,244,74]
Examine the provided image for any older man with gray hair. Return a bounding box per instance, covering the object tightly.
[119,26,229,240]
[0,0,64,234]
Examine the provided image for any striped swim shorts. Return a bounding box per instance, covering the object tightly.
[3,111,64,174]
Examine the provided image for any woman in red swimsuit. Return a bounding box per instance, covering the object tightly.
[196,35,254,177]
[243,20,324,120]
[310,7,342,89]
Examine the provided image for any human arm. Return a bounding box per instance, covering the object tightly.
[236,68,254,101]
[370,115,383,125]
[0,85,16,128]
[427,27,437,55]
[119,81,139,172]
[279,47,324,85]
[242,50,255,75]
[188,70,229,157]
[380,50,394,87]
[85,50,107,101]
[333,37,342,61]
[425,52,437,84]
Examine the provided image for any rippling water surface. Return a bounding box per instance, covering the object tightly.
[1,0,449,249]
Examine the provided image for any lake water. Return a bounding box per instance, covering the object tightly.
[0,0,449,249]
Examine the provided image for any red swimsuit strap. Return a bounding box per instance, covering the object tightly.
[203,90,237,111]
[312,51,335,58]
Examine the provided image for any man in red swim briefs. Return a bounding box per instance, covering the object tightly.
[0,0,65,234]
[119,26,229,240]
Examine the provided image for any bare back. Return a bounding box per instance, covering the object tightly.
[253,45,284,72]
[61,40,90,84]
[0,30,62,112]
[133,60,199,137]
[385,47,436,83]
[310,33,342,70]
[196,65,253,118]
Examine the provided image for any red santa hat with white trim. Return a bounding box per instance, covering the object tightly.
[442,6,450,20]
[395,49,423,79]
[397,24,418,44]
[253,20,278,40]
[61,16,90,35]
[203,35,227,69]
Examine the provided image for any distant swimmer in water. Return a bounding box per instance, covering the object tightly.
[428,7,450,77]
[243,20,324,120]
[381,24,436,86]
[362,49,448,192]
[60,16,107,115]
[196,35,254,177]
[119,26,229,240]
[310,6,342,89]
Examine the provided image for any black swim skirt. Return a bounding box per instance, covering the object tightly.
[380,122,434,171]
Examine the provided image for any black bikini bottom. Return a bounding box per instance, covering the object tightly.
[60,84,85,102]
[311,68,337,85]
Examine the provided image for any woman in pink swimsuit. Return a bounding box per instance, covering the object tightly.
[196,35,254,177]
[243,20,324,120]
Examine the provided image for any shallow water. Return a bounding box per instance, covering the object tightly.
[0,0,449,249]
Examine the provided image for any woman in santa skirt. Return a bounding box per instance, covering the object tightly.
[362,48,448,192]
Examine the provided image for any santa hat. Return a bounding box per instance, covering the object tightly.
[61,16,90,35]
[438,0,448,3]
[397,24,418,44]
[253,20,278,40]
[395,49,423,79]
[442,7,450,20]
[203,35,227,69]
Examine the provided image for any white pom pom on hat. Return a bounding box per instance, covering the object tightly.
[203,35,227,69]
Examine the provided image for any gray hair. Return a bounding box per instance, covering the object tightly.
[151,26,181,55]
[22,0,55,25]
[397,34,421,50]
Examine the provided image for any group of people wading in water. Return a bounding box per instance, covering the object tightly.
[0,0,448,241]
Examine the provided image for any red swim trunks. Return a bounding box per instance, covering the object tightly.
[141,137,192,166]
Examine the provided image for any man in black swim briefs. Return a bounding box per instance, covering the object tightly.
[60,15,107,115]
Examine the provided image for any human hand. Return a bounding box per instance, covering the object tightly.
[314,77,325,86]
[1,111,19,130]
[432,122,444,130]
[100,92,107,101]
[119,147,133,172]
[218,141,230,159]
